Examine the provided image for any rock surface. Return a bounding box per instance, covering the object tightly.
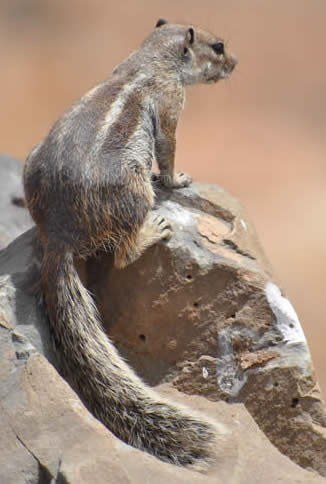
[86,183,326,477]
[0,344,324,484]
[0,154,32,249]
[0,181,326,482]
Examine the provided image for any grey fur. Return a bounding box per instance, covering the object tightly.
[23,22,237,470]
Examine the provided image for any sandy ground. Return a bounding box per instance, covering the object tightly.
[1,0,326,395]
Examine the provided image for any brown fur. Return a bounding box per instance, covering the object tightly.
[23,20,237,470]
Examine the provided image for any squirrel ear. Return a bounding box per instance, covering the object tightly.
[185,27,195,45]
[155,18,168,28]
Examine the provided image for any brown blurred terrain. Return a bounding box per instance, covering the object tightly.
[1,0,326,395]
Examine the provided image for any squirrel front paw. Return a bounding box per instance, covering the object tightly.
[156,172,192,189]
[172,172,192,188]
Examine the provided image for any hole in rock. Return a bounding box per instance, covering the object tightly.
[139,334,146,342]
[291,397,299,408]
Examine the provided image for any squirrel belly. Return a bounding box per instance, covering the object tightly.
[23,19,237,470]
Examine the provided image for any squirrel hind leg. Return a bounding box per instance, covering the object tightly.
[114,211,172,269]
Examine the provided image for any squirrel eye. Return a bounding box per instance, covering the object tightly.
[211,42,224,55]
[183,47,189,55]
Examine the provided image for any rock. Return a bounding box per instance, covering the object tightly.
[0,182,325,482]
[0,154,33,249]
[0,227,52,361]
[0,346,324,484]
[84,182,326,477]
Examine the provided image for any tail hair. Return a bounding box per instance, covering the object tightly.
[42,243,218,470]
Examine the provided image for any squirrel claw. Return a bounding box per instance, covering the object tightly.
[151,214,173,241]
[156,172,192,189]
[173,172,192,188]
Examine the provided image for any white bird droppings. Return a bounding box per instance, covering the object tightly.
[265,282,306,344]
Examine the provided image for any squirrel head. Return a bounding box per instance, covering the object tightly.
[143,20,237,85]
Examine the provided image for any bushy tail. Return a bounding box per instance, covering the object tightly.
[42,244,217,470]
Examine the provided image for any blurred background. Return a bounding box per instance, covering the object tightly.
[1,0,325,395]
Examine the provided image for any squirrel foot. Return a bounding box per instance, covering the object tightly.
[147,212,173,241]
[172,172,192,188]
[114,211,172,269]
[155,172,192,189]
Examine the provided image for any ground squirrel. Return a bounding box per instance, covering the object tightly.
[23,19,237,470]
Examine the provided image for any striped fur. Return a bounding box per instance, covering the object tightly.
[23,21,236,470]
